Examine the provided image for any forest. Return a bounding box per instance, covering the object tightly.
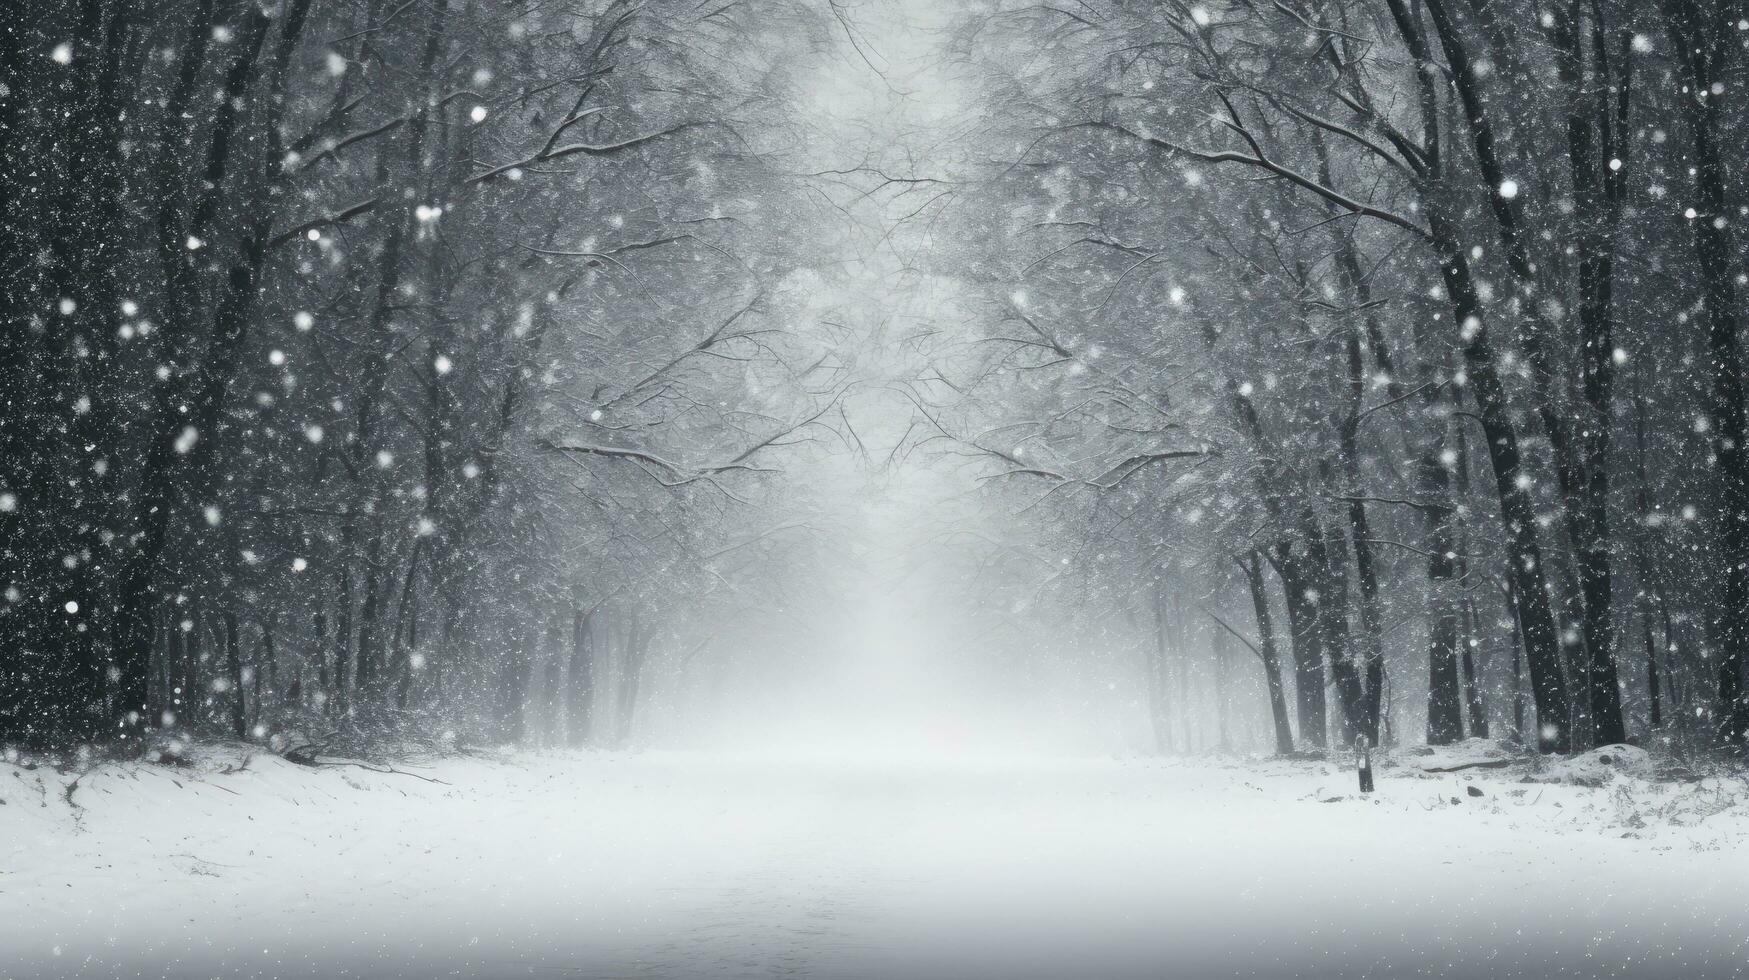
[4,0,1746,762]
[3,0,1748,975]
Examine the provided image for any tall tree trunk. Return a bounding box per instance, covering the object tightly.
[1324,200,1391,748]
[1375,0,1572,751]
[1557,2,1632,748]
[393,560,421,712]
[165,618,186,728]
[435,587,464,707]
[1631,367,1667,734]
[1642,606,1663,732]
[1661,0,1749,744]
[1212,629,1231,752]
[1271,546,1328,748]
[499,642,531,745]
[1503,579,1529,742]
[540,618,564,746]
[183,617,202,730]
[1419,0,1607,746]
[1149,595,1173,753]
[1460,599,1489,739]
[224,608,245,739]
[259,612,277,730]
[568,605,597,748]
[1429,207,1573,752]
[108,0,294,742]
[334,561,353,715]
[1175,597,1192,750]
[312,608,329,705]
[1242,553,1296,755]
[1453,386,1490,740]
[1309,514,1365,744]
[1420,411,1462,742]
[355,529,388,700]
[1422,429,1465,745]
[616,611,646,746]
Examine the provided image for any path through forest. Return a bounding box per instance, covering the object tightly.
[5,748,1747,979]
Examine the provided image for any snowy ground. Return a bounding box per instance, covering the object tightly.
[3,744,1747,979]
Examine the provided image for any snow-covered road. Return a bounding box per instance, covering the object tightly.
[4,748,1746,979]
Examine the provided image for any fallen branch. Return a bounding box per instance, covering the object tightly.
[282,748,449,785]
[1420,758,1517,773]
[281,740,332,767]
[324,761,450,785]
[63,772,87,814]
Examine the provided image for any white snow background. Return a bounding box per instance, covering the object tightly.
[3,742,1747,979]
